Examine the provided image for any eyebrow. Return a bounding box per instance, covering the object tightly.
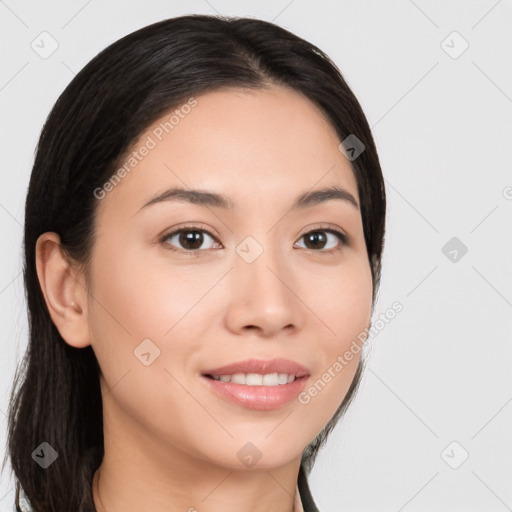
[139,184,359,212]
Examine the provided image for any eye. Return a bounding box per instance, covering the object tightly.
[295,225,348,253]
[159,223,349,255]
[160,225,221,253]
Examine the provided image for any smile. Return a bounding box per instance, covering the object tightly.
[206,372,297,386]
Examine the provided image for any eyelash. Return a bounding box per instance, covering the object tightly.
[159,223,349,256]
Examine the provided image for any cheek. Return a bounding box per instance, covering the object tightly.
[86,240,225,403]
[297,254,372,418]
[330,266,373,345]
[89,241,213,342]
[302,253,373,348]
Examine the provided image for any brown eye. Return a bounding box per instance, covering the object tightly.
[295,228,347,252]
[162,228,220,252]
[303,231,328,250]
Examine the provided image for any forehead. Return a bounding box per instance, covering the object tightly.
[96,85,358,217]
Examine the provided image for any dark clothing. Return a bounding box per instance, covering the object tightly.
[298,464,321,512]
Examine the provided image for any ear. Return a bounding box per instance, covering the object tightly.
[35,232,91,348]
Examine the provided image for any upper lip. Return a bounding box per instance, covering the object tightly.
[202,358,310,378]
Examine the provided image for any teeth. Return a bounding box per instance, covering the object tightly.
[210,372,297,386]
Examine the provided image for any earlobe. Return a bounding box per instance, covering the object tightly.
[35,232,91,348]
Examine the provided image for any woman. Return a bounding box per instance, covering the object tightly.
[5,14,386,512]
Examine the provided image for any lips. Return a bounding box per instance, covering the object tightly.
[201,358,310,379]
[200,358,310,410]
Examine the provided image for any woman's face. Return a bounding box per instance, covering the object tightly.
[87,84,373,470]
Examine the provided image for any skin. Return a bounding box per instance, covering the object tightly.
[35,84,373,512]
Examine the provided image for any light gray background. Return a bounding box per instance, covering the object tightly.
[1,1,511,510]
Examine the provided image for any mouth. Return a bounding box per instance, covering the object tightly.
[200,358,310,410]
[201,357,310,380]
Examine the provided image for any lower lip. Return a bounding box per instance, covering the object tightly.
[201,375,309,410]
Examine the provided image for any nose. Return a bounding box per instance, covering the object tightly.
[223,239,305,338]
